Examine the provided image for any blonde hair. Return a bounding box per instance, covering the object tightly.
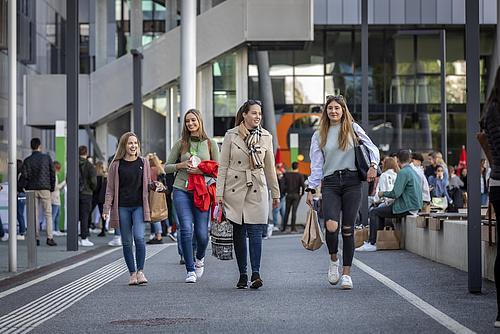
[95,161,106,176]
[181,109,208,154]
[147,153,165,175]
[318,96,356,151]
[382,157,400,173]
[112,132,141,164]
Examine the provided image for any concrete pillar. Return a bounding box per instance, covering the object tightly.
[197,65,213,138]
[130,0,143,50]
[256,51,278,154]
[165,0,177,32]
[236,48,248,113]
[180,0,197,123]
[95,0,108,69]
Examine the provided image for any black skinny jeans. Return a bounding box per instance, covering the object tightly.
[322,170,361,267]
[283,193,300,230]
[489,186,500,319]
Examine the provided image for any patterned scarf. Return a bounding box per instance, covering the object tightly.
[238,122,264,169]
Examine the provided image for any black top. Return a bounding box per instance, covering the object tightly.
[118,158,144,207]
[283,172,305,196]
[18,151,56,192]
[424,165,436,180]
[482,101,500,180]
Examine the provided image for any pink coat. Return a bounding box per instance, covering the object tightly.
[103,157,154,228]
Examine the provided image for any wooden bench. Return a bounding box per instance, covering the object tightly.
[416,212,468,231]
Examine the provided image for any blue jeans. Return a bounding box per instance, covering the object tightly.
[482,192,489,206]
[150,221,162,234]
[52,205,61,231]
[173,188,210,272]
[118,206,147,273]
[313,198,322,229]
[232,221,264,274]
[272,196,285,228]
[17,193,26,235]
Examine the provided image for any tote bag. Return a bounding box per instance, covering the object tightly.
[301,206,324,251]
[148,190,169,222]
[210,204,233,260]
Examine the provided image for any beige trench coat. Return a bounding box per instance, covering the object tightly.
[216,127,280,224]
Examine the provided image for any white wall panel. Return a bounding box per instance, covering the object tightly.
[452,0,465,24]
[405,0,421,24]
[436,0,453,24]
[389,0,405,24]
[373,0,390,24]
[483,0,497,24]
[343,0,359,24]
[421,0,436,24]
[327,0,343,24]
[314,0,327,24]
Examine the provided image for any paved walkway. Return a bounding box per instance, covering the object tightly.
[0,230,497,333]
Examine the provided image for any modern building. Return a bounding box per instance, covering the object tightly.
[1,0,498,179]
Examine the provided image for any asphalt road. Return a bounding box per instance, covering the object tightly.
[0,233,497,334]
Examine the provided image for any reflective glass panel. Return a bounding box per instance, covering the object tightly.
[294,77,323,104]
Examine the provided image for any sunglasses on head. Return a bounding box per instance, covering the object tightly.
[326,95,343,102]
[247,99,262,106]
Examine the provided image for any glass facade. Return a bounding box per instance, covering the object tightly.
[248,27,495,166]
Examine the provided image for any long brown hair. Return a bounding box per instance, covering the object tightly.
[95,161,107,176]
[382,157,400,173]
[112,132,141,164]
[147,153,165,175]
[180,109,209,154]
[318,95,355,150]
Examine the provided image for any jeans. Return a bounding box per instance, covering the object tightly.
[173,188,210,272]
[283,194,300,230]
[232,221,264,274]
[79,194,93,239]
[51,205,61,231]
[118,206,147,273]
[313,198,322,229]
[482,192,489,206]
[272,196,285,228]
[489,186,500,318]
[150,221,162,234]
[17,192,26,235]
[322,170,361,267]
[368,204,409,244]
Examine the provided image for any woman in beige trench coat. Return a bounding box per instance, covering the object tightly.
[216,99,280,289]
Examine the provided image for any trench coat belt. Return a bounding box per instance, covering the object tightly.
[228,166,265,202]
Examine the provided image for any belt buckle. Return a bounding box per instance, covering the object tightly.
[246,182,253,187]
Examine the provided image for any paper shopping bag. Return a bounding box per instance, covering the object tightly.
[354,226,369,248]
[376,226,401,250]
[301,206,324,251]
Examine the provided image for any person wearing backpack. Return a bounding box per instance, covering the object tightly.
[79,145,97,246]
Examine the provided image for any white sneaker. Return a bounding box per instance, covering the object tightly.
[108,236,122,247]
[340,275,353,290]
[194,258,205,278]
[17,234,25,241]
[52,230,63,237]
[267,224,274,238]
[273,226,279,231]
[355,241,377,252]
[328,259,340,285]
[186,271,197,283]
[1,234,9,242]
[80,238,94,247]
[149,233,155,240]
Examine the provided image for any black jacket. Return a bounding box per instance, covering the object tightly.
[19,151,56,192]
[482,101,500,180]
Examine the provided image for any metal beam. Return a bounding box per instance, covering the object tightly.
[180,0,197,126]
[466,0,482,293]
[66,0,79,251]
[361,0,369,225]
[83,125,105,162]
[132,49,143,140]
[8,0,17,272]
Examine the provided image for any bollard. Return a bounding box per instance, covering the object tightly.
[25,190,37,268]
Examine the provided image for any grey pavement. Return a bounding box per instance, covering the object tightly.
[0,229,498,333]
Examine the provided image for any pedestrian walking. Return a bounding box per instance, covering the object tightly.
[481,159,491,206]
[479,65,500,327]
[305,94,379,289]
[16,160,26,240]
[92,161,108,237]
[78,145,97,246]
[215,99,280,289]
[281,161,305,233]
[146,153,168,244]
[102,132,163,285]
[51,161,66,236]
[18,138,57,246]
[165,109,219,283]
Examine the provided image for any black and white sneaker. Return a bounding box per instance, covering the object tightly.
[237,274,248,289]
[250,272,263,289]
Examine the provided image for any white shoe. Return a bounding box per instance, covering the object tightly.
[340,275,353,290]
[273,226,279,231]
[186,271,197,283]
[355,241,377,252]
[328,259,340,285]
[1,234,9,242]
[267,224,274,238]
[52,230,63,237]
[80,238,94,247]
[194,258,205,278]
[108,236,122,247]
[149,233,155,240]
[16,234,25,241]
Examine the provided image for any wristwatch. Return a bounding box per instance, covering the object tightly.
[305,188,316,194]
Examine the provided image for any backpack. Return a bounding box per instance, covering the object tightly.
[78,164,85,193]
